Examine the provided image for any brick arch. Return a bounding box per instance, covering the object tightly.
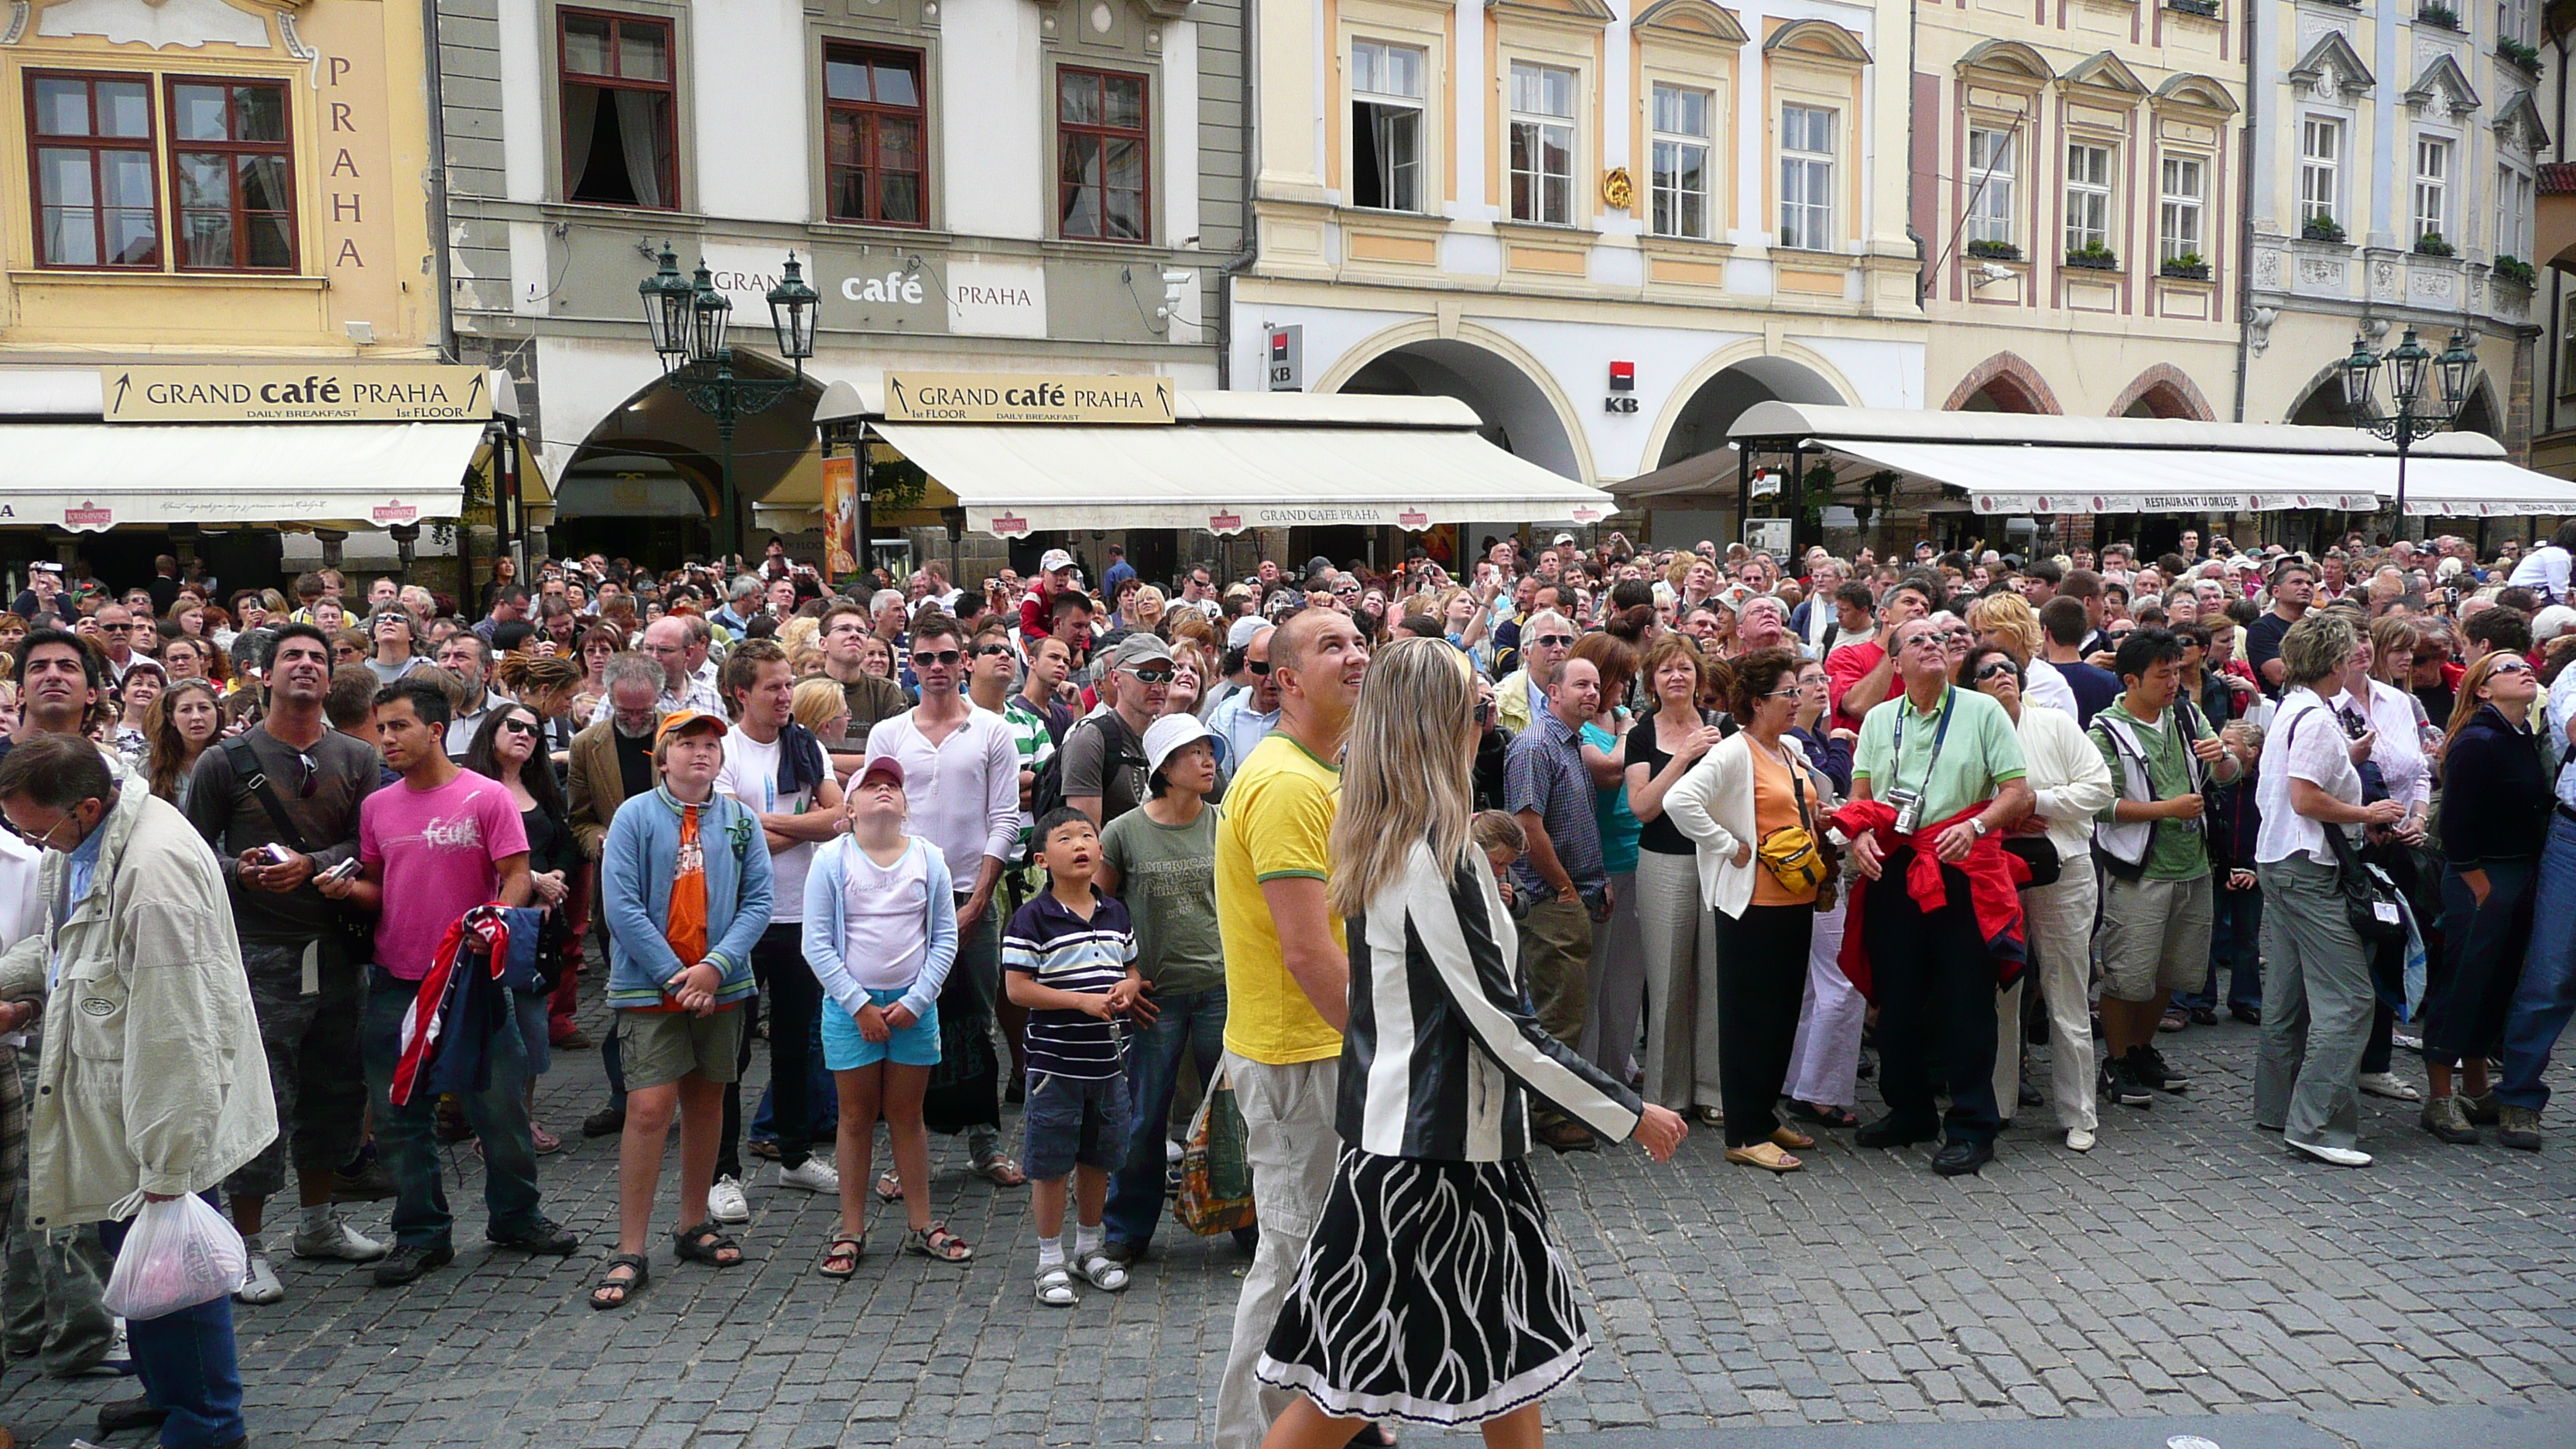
[1942,351,2063,414]
[2109,363,2216,420]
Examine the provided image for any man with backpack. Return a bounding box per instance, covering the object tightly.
[1062,635,1173,831]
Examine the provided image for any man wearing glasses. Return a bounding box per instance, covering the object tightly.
[862,612,1029,1189]
[1493,608,1575,734]
[91,604,142,687]
[183,623,389,1307]
[587,617,724,728]
[1064,635,1176,831]
[814,601,909,777]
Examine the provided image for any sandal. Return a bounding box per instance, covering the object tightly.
[1785,1100,1859,1129]
[817,1234,865,1279]
[587,1253,649,1310]
[1035,1264,1078,1306]
[672,1221,744,1267]
[972,1153,1028,1187]
[1074,1249,1130,1292]
[530,1123,562,1156]
[902,1223,975,1263]
[875,1169,903,1204]
[1725,1142,1804,1173]
[1695,1105,1725,1126]
[1771,1125,1817,1151]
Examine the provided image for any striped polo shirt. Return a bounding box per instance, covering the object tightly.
[1002,887,1138,1079]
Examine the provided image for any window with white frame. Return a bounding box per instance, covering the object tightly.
[1350,39,1425,213]
[2159,155,2205,262]
[2501,0,2533,45]
[2498,165,2534,256]
[1649,83,1712,239]
[1507,61,1575,224]
[2064,141,2112,254]
[2413,136,2451,243]
[1965,126,2016,247]
[1777,104,1834,250]
[2299,116,2341,226]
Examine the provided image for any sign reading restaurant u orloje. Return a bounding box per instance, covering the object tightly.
[101,365,495,423]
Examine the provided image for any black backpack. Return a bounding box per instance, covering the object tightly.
[1023,714,1147,860]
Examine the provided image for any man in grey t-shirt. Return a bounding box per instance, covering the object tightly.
[1063,634,1171,830]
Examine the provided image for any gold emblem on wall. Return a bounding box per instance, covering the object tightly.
[1601,167,1635,210]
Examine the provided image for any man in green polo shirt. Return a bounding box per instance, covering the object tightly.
[1848,615,2033,1176]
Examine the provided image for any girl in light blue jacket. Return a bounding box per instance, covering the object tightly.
[801,758,964,1274]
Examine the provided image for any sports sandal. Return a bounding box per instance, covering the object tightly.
[1074,1249,1130,1291]
[1725,1142,1804,1173]
[1035,1265,1079,1306]
[875,1169,903,1203]
[817,1234,865,1279]
[588,1254,649,1310]
[902,1224,975,1263]
[673,1221,743,1267]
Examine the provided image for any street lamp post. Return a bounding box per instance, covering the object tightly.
[2339,325,2476,543]
[637,244,820,563]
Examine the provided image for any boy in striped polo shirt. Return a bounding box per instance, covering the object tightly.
[1003,807,1142,1306]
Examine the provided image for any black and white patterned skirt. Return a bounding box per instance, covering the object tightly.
[1256,1147,1591,1427]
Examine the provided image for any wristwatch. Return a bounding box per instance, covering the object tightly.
[1968,817,1990,838]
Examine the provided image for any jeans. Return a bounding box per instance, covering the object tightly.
[2428,859,2537,1067]
[2180,880,2265,1014]
[1101,985,1228,1251]
[2502,814,2576,1111]
[361,966,546,1252]
[98,1211,245,1449]
[719,923,822,1177]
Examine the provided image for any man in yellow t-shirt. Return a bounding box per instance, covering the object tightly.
[1211,608,1369,1449]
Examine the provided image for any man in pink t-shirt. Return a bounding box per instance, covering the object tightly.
[325,678,577,1285]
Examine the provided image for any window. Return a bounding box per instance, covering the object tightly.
[2498,165,2534,255]
[2158,154,2204,262]
[1508,62,1575,224]
[824,46,923,226]
[2064,142,2113,253]
[1649,84,1712,239]
[2501,0,2533,44]
[167,79,293,270]
[2414,136,2450,242]
[1965,126,2016,246]
[560,10,676,208]
[2299,116,2341,225]
[1058,67,1149,242]
[1350,40,1425,212]
[28,74,159,269]
[1777,104,1834,250]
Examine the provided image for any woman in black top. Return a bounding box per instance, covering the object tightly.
[1622,634,1729,1120]
[468,703,575,1153]
[2422,650,2549,1143]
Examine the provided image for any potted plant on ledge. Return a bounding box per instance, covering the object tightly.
[2302,214,2348,244]
[2415,230,2456,258]
[2160,252,2211,281]
[2418,3,2462,30]
[2167,0,2220,15]
[1966,239,2023,262]
[2065,241,2121,271]
[2495,255,2537,287]
[2499,36,2543,76]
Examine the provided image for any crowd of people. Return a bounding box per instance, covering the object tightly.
[2,517,2574,1448]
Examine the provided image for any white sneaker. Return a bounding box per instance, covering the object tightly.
[292,1217,388,1262]
[2358,1071,2421,1101]
[708,1174,751,1224]
[2065,1128,2097,1153]
[777,1156,841,1194]
[235,1252,285,1305]
[2287,1137,2374,1167]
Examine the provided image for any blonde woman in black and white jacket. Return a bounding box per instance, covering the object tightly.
[1254,638,1686,1448]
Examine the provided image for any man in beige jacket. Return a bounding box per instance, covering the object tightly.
[0,731,277,1449]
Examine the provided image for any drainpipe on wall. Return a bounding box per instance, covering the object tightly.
[1214,0,1259,392]
[2232,4,2256,423]
[424,0,455,361]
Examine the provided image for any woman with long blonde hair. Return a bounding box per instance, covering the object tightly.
[1257,638,1684,1449]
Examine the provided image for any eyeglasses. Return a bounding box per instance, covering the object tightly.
[2489,659,2536,676]
[0,810,80,851]
[911,649,961,668]
[1246,659,1273,675]
[1902,636,1948,653]
[1762,687,1802,700]
[1974,660,2019,683]
[1533,634,1574,649]
[500,717,540,737]
[292,751,319,799]
[1125,667,1174,683]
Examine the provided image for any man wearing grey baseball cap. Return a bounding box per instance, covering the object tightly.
[1064,633,1173,830]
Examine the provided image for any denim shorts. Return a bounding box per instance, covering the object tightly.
[821,988,942,1070]
[1021,1069,1131,1181]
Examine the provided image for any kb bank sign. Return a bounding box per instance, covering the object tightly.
[698,245,1046,339]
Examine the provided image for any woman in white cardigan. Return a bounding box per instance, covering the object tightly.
[1663,648,1824,1171]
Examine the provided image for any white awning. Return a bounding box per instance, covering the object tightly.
[0,422,484,532]
[814,381,1616,538]
[1728,402,2572,516]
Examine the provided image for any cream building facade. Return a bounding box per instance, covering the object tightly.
[1911,0,2245,423]
[1229,0,1925,545]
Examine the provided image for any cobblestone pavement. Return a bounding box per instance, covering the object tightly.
[2,989,2569,1448]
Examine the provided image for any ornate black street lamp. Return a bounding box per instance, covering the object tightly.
[2340,325,2476,543]
[636,244,819,562]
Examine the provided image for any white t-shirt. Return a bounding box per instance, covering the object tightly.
[715,724,831,923]
[842,837,933,991]
[2509,545,2571,600]
[2254,688,2363,868]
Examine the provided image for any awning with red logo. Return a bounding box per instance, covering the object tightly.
[0,421,483,533]
[812,384,1616,539]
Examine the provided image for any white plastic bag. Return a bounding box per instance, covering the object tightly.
[102,1195,247,1320]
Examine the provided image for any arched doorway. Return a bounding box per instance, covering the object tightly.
[553,454,716,564]
[1944,351,2062,415]
[554,354,823,564]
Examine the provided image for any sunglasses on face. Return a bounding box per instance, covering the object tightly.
[1533,634,1574,649]
[912,649,961,668]
[972,643,1014,659]
[1125,667,1174,684]
[1975,661,2018,683]
[500,717,540,737]
[2489,659,2535,676]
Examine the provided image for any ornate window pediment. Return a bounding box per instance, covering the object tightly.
[2058,50,2151,98]
[2289,30,2374,104]
[2406,52,2482,120]
[1955,39,2053,85]
[2154,73,2239,115]
[1488,0,1615,30]
[13,0,301,50]
[1762,19,1869,66]
[2494,88,2550,152]
[1632,0,1747,49]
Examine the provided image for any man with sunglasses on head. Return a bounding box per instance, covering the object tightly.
[1065,635,1177,831]
[182,622,389,1307]
[1492,608,1575,734]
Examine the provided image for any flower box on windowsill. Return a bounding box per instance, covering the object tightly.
[2495,254,2537,288]
[2064,245,2122,271]
[2417,4,2463,31]
[1966,239,2024,262]
[2160,257,2211,280]
[2498,38,2543,77]
[2414,231,2457,258]
[2301,215,2348,244]
[2167,0,2220,16]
